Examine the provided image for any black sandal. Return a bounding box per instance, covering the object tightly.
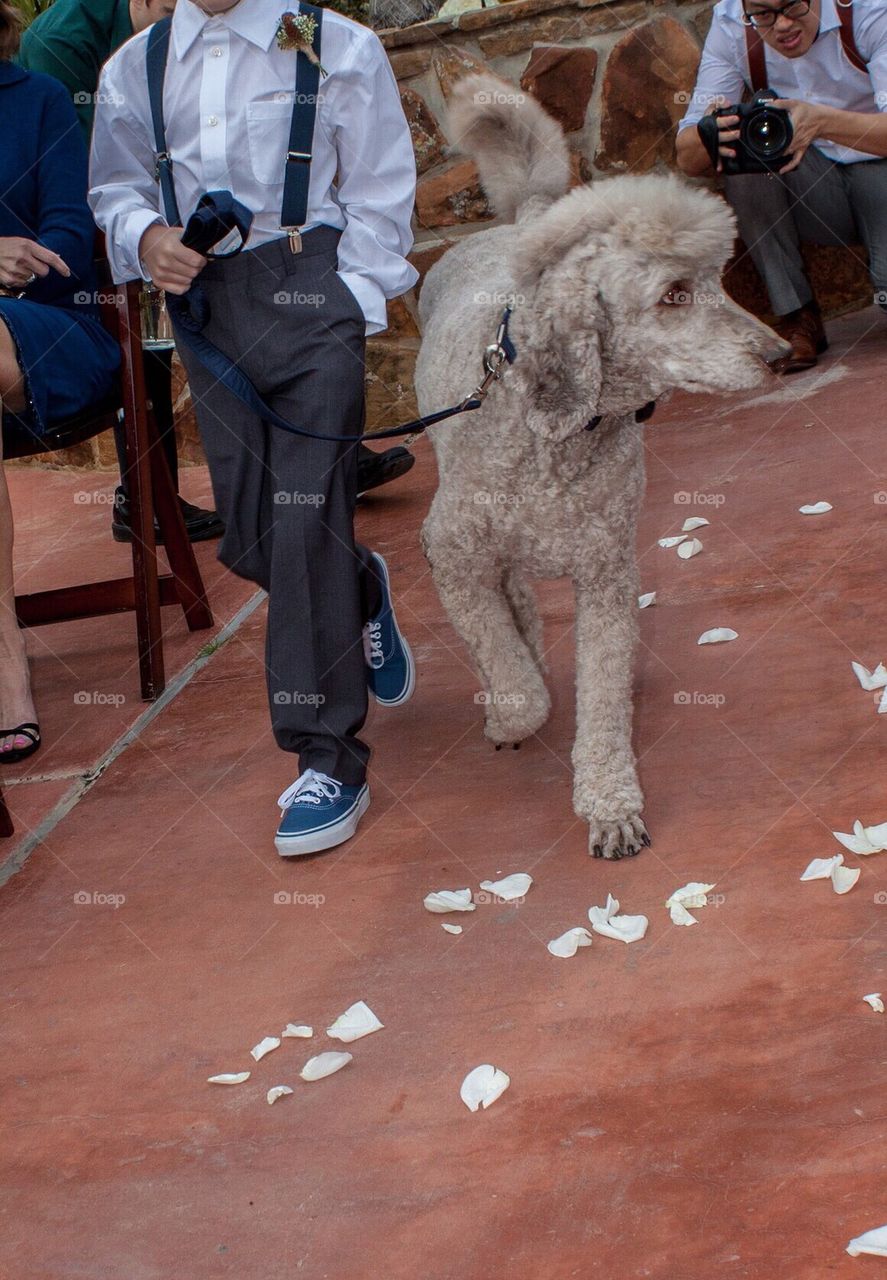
[0,722,41,766]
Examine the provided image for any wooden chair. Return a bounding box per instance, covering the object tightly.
[0,243,214,839]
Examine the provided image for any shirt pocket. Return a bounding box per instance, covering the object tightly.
[246,99,293,187]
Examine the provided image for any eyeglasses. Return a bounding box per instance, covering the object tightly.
[741,0,811,28]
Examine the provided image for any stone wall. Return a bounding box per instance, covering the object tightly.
[34,0,872,468]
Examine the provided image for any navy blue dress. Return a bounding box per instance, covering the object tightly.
[0,62,118,440]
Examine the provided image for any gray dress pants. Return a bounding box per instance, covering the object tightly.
[724,144,887,316]
[174,228,382,786]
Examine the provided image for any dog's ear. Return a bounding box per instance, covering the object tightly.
[517,291,603,442]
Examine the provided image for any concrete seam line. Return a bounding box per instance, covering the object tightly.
[0,589,268,887]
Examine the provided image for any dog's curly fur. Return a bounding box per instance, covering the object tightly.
[417,74,787,859]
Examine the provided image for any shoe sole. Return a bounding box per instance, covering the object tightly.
[357,451,415,499]
[367,553,416,707]
[275,786,370,857]
[112,524,224,545]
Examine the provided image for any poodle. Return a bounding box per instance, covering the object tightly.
[416,73,787,859]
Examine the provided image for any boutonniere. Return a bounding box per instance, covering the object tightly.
[276,11,327,76]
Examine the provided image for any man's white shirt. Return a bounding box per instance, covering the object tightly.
[88,0,418,334]
[678,0,887,164]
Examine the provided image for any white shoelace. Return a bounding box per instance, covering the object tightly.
[278,769,341,811]
[363,619,385,670]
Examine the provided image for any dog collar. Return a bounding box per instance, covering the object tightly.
[585,400,656,432]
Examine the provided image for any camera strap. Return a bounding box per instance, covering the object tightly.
[744,2,868,93]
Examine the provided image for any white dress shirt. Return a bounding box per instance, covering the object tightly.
[678,0,887,164]
[88,0,418,334]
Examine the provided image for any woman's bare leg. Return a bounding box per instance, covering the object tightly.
[0,317,37,753]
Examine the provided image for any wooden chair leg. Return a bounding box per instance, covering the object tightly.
[0,787,13,838]
[148,419,213,633]
[119,288,165,702]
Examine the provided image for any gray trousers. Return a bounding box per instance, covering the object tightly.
[174,229,381,786]
[724,145,887,316]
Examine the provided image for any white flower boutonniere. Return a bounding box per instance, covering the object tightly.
[276,11,327,76]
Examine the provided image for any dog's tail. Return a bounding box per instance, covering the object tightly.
[447,72,571,223]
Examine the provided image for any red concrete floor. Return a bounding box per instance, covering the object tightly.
[2,308,887,1279]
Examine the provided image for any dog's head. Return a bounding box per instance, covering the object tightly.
[511,174,787,441]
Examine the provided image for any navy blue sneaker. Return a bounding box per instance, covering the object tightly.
[275,770,370,857]
[364,552,415,707]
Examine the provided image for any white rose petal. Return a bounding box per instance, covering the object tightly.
[850,661,887,691]
[666,882,716,926]
[207,1072,251,1085]
[847,1224,887,1258]
[658,535,687,548]
[682,517,709,532]
[266,1085,294,1105]
[250,1036,281,1062]
[326,1000,383,1043]
[300,1051,353,1082]
[281,1024,314,1038]
[547,927,593,958]
[801,855,844,881]
[424,888,476,914]
[638,592,656,609]
[863,993,885,1013]
[879,686,887,715]
[460,1064,510,1112]
[677,538,703,560]
[588,893,648,943]
[698,628,738,645]
[479,873,532,902]
[799,501,832,515]
[441,922,463,935]
[832,863,860,894]
[833,820,885,856]
[862,820,887,849]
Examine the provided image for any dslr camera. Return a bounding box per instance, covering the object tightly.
[697,89,794,175]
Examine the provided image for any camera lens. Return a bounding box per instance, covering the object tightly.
[744,107,791,159]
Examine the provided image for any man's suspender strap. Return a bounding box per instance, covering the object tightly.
[145,6,324,233]
[744,0,868,93]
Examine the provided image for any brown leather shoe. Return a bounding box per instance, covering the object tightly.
[769,301,828,375]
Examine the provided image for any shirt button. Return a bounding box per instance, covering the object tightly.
[208,115,219,126]
[211,46,222,57]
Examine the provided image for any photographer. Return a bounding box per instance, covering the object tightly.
[676,0,887,373]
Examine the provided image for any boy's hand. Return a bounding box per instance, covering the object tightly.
[0,238,70,288]
[139,224,206,294]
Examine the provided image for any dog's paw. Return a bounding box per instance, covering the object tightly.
[483,687,550,746]
[587,815,650,860]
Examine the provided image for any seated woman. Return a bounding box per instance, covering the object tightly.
[0,1,118,765]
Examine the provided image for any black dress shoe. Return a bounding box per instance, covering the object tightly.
[112,489,224,544]
[357,445,415,498]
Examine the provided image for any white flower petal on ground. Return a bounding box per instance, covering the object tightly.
[801,855,843,881]
[833,821,884,856]
[879,686,887,715]
[479,873,532,902]
[862,820,887,848]
[441,922,463,935]
[547,927,593,958]
[677,538,703,560]
[460,1064,510,1112]
[832,863,860,894]
[799,501,833,515]
[326,1001,383,1043]
[666,882,715,926]
[682,517,710,532]
[281,1024,313,1038]
[267,1085,294,1105]
[207,1072,251,1085]
[850,661,887,691]
[698,628,738,645]
[423,888,476,914]
[847,1224,887,1257]
[300,1051,353,1082]
[588,894,648,943]
[638,592,656,609]
[863,993,885,1013]
[250,1036,281,1062]
[658,535,687,548]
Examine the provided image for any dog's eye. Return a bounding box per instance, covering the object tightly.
[660,283,693,306]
